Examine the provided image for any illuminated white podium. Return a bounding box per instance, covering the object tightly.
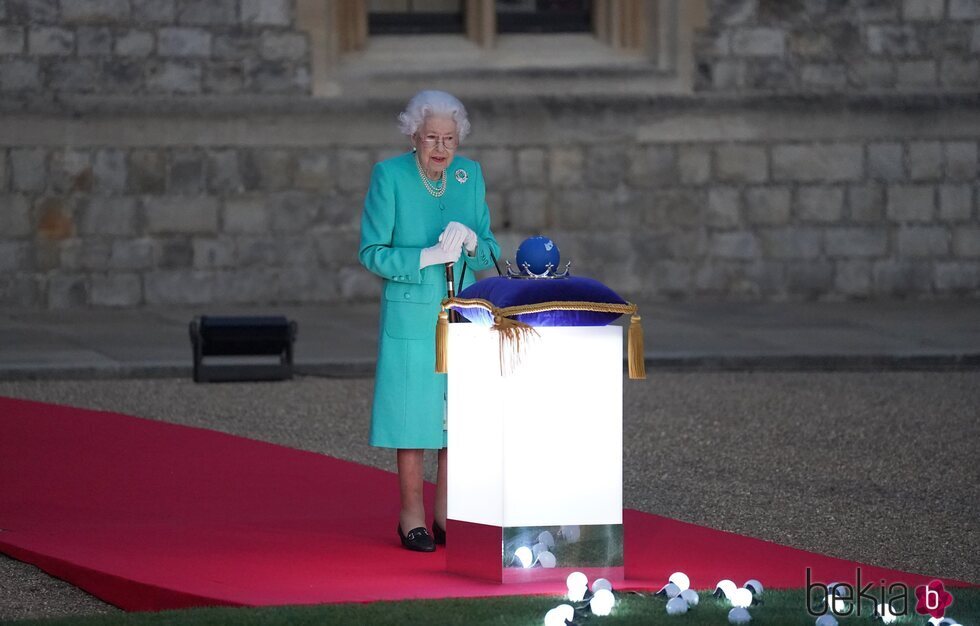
[446,324,623,583]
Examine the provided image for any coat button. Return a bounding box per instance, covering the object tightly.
[404,292,411,299]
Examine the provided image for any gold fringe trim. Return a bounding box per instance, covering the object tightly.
[441,297,647,379]
[434,310,448,374]
[628,314,646,380]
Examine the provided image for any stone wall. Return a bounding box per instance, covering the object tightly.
[0,0,309,96]
[696,0,980,93]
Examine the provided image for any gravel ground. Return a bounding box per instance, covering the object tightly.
[0,372,978,622]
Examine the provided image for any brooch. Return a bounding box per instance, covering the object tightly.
[454,169,468,184]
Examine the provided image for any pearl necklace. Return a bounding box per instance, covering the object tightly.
[415,155,446,198]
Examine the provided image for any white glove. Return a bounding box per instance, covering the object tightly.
[439,221,478,255]
[420,243,460,269]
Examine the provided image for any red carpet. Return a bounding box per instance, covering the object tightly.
[0,396,972,611]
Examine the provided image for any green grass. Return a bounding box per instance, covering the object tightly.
[11,589,980,626]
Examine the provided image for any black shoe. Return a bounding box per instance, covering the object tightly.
[432,521,446,546]
[398,525,436,552]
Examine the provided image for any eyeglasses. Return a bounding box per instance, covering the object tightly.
[419,134,457,150]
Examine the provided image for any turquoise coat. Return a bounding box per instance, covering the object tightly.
[358,152,501,449]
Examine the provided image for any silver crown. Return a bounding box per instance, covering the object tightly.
[504,260,572,279]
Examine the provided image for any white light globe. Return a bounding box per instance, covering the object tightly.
[815,614,838,626]
[716,579,738,599]
[555,604,574,622]
[660,582,681,598]
[591,578,613,593]
[680,589,699,607]
[514,546,533,569]
[532,542,547,558]
[590,588,615,616]
[743,579,763,596]
[538,551,557,569]
[543,608,565,626]
[731,587,753,608]
[669,572,690,592]
[560,525,581,543]
[538,530,556,549]
[566,571,588,592]
[666,596,688,615]
[727,607,752,624]
[567,585,587,602]
[877,603,897,624]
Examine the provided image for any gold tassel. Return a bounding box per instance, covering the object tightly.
[435,310,449,373]
[628,314,646,380]
[492,314,538,376]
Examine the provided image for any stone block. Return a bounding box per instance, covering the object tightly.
[47,274,89,308]
[949,0,980,19]
[974,24,980,53]
[10,148,46,192]
[269,192,318,233]
[848,59,896,88]
[801,63,847,89]
[206,149,243,193]
[677,146,710,184]
[647,188,706,230]
[0,26,23,54]
[246,59,307,93]
[241,0,291,26]
[935,262,980,291]
[213,33,256,60]
[177,0,237,25]
[28,27,74,55]
[868,143,907,181]
[953,228,980,257]
[128,150,166,194]
[772,143,863,182]
[276,235,317,267]
[866,25,921,55]
[584,145,626,190]
[897,226,949,256]
[242,149,293,191]
[115,30,154,57]
[651,260,693,295]
[338,266,379,300]
[944,141,978,181]
[204,61,245,93]
[146,59,202,93]
[909,141,943,180]
[0,150,6,191]
[0,194,31,237]
[731,27,785,57]
[320,191,358,229]
[887,185,935,222]
[0,59,40,92]
[0,241,26,272]
[715,144,768,183]
[157,27,211,56]
[795,186,844,222]
[132,0,175,23]
[294,152,334,192]
[903,0,945,19]
[710,231,760,259]
[93,149,127,194]
[144,196,219,234]
[786,261,834,294]
[62,0,129,23]
[108,239,154,270]
[549,146,584,187]
[154,237,193,268]
[759,228,822,259]
[825,227,889,258]
[144,270,214,305]
[707,187,741,228]
[507,189,548,231]
[745,187,791,225]
[628,145,677,188]
[213,268,280,303]
[223,196,269,234]
[4,0,60,23]
[101,59,143,92]
[710,59,747,90]
[476,148,516,191]
[235,236,279,266]
[940,184,973,221]
[77,196,138,236]
[193,237,236,269]
[835,260,873,296]
[694,262,735,294]
[313,230,359,266]
[551,188,599,230]
[260,32,307,61]
[77,26,111,55]
[90,273,141,306]
[896,60,937,87]
[337,149,372,193]
[34,196,75,243]
[50,149,93,194]
[848,184,885,222]
[167,150,206,194]
[515,148,546,185]
[48,59,100,92]
[873,260,932,294]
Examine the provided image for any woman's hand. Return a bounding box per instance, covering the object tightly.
[439,221,478,254]
[420,243,460,269]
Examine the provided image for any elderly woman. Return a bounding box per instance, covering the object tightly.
[358,90,501,552]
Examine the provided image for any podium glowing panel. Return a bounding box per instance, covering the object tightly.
[446,324,623,582]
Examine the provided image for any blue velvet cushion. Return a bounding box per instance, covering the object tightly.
[452,276,628,327]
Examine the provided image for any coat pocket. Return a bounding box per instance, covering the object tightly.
[382,281,439,339]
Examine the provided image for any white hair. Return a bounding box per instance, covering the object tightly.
[397,90,471,143]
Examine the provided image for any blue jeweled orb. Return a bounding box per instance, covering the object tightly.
[516,236,560,275]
